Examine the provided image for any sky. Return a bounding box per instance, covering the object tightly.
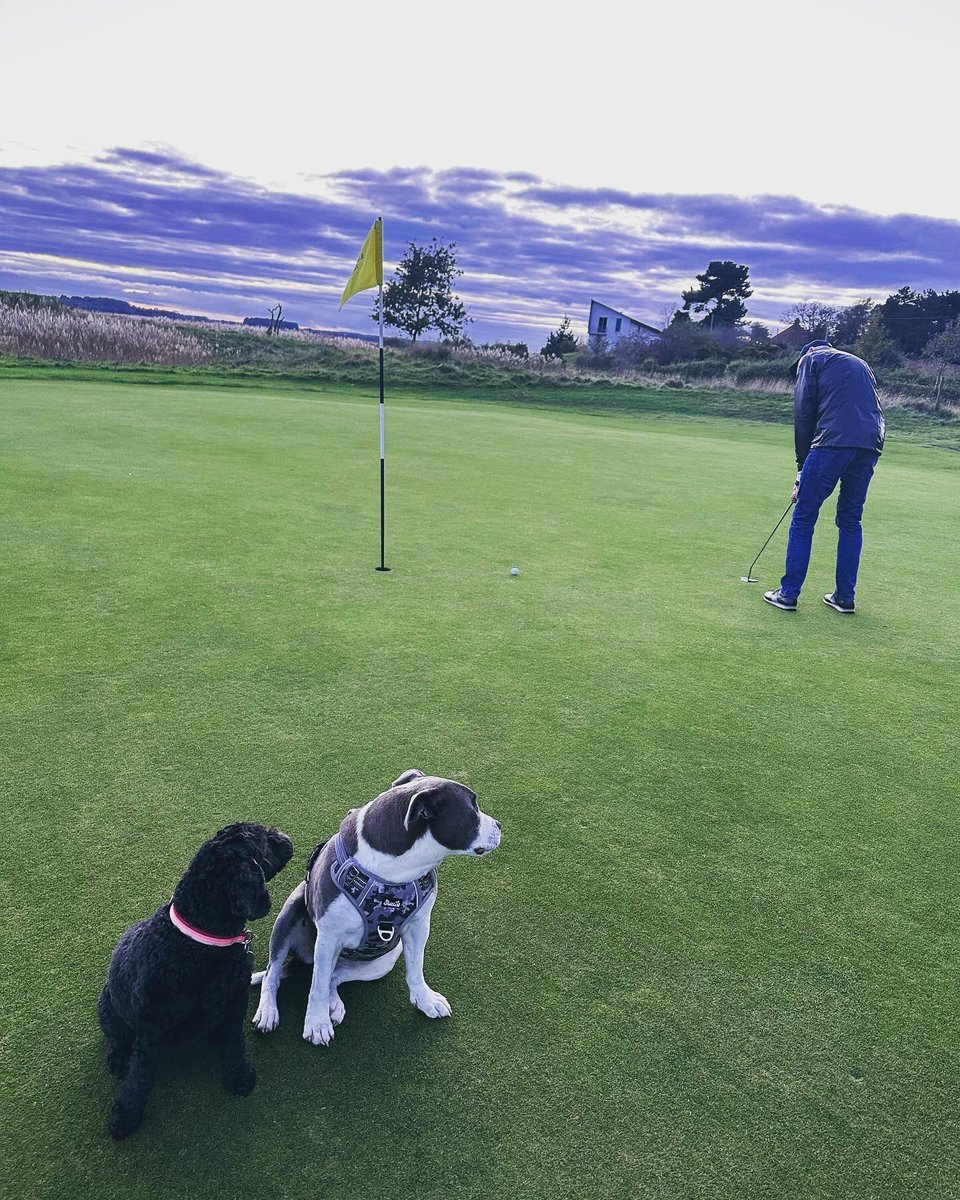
[1,0,958,346]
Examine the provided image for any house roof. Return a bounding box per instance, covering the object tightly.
[589,299,661,336]
[771,318,812,349]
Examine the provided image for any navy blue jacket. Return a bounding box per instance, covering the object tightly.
[794,341,885,469]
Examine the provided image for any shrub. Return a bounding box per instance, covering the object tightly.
[855,313,903,368]
[573,346,613,371]
[674,357,730,380]
[733,341,781,361]
[409,341,452,362]
[541,316,579,359]
[483,341,529,359]
[651,319,727,365]
[610,330,662,372]
[728,358,792,384]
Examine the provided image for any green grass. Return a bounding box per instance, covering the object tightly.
[2,378,959,1200]
[4,352,959,452]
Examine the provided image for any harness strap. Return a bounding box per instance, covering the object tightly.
[327,833,437,960]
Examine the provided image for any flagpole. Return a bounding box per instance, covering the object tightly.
[338,214,388,572]
[375,261,389,572]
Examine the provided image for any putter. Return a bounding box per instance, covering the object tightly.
[740,501,794,583]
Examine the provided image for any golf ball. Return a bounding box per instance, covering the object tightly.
[510,567,520,576]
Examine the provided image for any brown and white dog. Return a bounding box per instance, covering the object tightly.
[251,770,501,1046]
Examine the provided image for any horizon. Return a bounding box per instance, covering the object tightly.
[2,0,957,348]
[3,151,960,350]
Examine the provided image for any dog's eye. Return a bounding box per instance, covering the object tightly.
[472,798,479,811]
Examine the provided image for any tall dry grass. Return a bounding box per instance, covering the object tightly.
[0,303,213,365]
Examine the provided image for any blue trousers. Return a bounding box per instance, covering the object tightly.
[781,447,879,603]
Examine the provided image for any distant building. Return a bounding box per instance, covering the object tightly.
[587,300,662,347]
[771,319,812,351]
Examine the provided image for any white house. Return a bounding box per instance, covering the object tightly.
[587,300,662,347]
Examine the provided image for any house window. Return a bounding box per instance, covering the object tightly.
[597,316,607,334]
[615,318,622,333]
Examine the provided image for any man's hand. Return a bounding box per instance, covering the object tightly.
[791,473,801,504]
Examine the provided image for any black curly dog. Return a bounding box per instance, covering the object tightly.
[97,822,293,1139]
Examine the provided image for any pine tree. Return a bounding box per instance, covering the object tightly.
[681,261,752,327]
[540,316,579,359]
[855,312,902,368]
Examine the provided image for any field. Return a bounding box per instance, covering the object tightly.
[2,377,959,1200]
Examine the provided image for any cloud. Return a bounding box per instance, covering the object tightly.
[1,150,959,344]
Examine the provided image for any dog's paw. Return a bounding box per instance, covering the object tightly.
[107,1101,144,1140]
[410,987,453,1019]
[252,999,279,1033]
[328,991,346,1026]
[303,1011,335,1046]
[222,1060,256,1096]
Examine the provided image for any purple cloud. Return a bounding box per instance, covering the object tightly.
[1,150,959,346]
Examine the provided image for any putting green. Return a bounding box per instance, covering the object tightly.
[2,378,959,1199]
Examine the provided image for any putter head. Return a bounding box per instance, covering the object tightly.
[741,576,760,583]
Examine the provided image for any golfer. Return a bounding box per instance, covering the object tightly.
[764,339,885,614]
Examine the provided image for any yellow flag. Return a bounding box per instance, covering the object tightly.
[339,217,383,309]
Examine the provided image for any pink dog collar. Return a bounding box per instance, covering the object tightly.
[169,903,250,947]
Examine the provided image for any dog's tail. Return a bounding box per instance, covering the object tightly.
[250,961,292,989]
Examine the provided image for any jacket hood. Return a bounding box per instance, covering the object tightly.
[789,339,832,375]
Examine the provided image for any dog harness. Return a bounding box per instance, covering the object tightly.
[312,834,437,962]
[168,903,251,950]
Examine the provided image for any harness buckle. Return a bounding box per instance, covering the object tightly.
[376,924,396,943]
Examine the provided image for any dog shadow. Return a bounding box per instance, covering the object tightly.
[80,960,460,1185]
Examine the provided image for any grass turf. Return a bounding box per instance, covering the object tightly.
[1,378,959,1200]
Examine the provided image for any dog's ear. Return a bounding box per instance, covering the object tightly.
[227,859,269,920]
[403,785,441,831]
[392,768,425,787]
[260,828,294,881]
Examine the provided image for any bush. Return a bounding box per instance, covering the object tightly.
[409,341,452,361]
[855,313,903,368]
[651,320,728,365]
[610,330,663,372]
[728,358,792,384]
[733,341,782,361]
[673,357,729,380]
[541,316,580,359]
[573,346,613,371]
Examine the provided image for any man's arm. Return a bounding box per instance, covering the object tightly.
[794,356,819,469]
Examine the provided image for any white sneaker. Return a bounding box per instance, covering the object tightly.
[763,589,797,611]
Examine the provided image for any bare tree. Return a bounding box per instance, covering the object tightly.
[268,304,283,336]
[656,300,678,331]
[922,316,960,412]
[780,301,839,340]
